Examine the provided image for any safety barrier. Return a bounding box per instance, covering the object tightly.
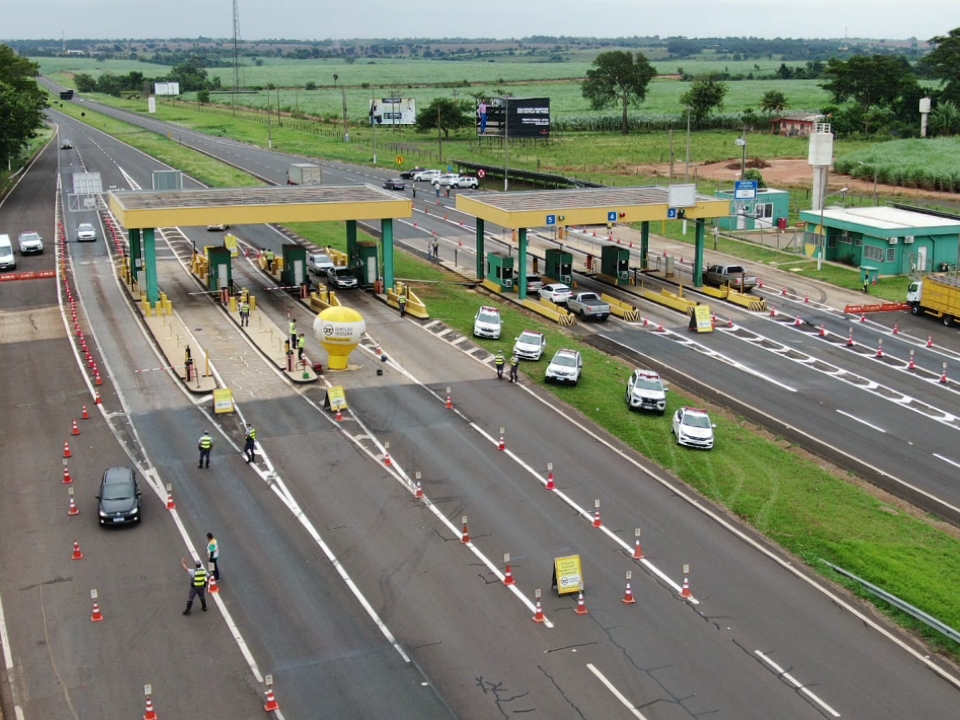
[0,270,56,282]
[481,278,505,294]
[308,285,341,311]
[600,293,641,322]
[844,302,912,314]
[522,298,575,326]
[726,292,767,312]
[638,285,698,315]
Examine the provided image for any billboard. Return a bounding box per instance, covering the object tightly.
[369,98,416,126]
[477,97,550,139]
[153,82,181,96]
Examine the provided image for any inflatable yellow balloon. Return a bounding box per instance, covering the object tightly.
[314,306,366,370]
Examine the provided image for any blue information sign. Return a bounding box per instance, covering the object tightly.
[607,211,618,223]
[666,208,678,219]
[734,180,758,200]
[545,214,556,226]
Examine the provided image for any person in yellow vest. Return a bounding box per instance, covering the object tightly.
[398,293,407,318]
[243,424,257,463]
[239,298,250,327]
[265,248,275,272]
[495,351,505,380]
[181,557,208,615]
[197,431,213,468]
[289,319,298,349]
[509,353,520,383]
[298,333,306,360]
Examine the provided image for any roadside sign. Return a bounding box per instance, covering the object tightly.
[667,208,678,219]
[553,555,583,595]
[212,388,235,414]
[395,155,403,165]
[323,386,348,411]
[688,305,714,333]
[477,169,486,178]
[546,214,556,226]
[223,234,239,258]
[607,211,618,223]
[734,180,758,200]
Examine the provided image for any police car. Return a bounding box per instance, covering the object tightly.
[545,349,582,385]
[625,369,668,415]
[473,306,502,339]
[671,407,716,449]
[513,330,546,361]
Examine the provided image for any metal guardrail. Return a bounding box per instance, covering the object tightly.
[820,559,960,644]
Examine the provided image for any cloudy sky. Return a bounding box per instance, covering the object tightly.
[3,0,955,41]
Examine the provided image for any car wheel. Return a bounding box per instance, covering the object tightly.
[911,305,921,316]
[944,315,954,327]
[579,309,586,319]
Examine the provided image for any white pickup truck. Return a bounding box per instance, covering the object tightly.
[703,264,757,292]
[567,292,611,321]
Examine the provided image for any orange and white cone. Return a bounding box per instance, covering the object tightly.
[781,287,787,296]
[415,481,424,499]
[769,307,778,317]
[68,496,79,516]
[63,466,73,484]
[940,367,949,385]
[445,393,453,409]
[91,600,103,622]
[876,340,884,358]
[166,490,176,510]
[71,419,80,436]
[893,322,899,335]
[545,470,555,491]
[335,408,343,422]
[908,351,916,371]
[95,390,102,404]
[64,441,72,458]
[575,591,589,615]
[804,293,809,304]
[460,520,470,544]
[847,330,854,347]
[819,324,826,337]
[680,577,693,599]
[208,575,219,594]
[593,508,602,528]
[263,688,279,712]
[82,405,90,419]
[633,538,643,560]
[143,697,158,720]
[383,451,392,466]
[928,335,934,348]
[859,313,866,323]
[793,316,803,327]
[503,564,515,586]
[498,433,505,451]
[532,598,545,623]
[622,580,636,604]
[72,540,84,560]
[657,321,664,332]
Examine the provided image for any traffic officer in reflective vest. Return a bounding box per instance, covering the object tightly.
[243,424,257,463]
[239,298,250,327]
[198,431,213,468]
[398,293,407,318]
[181,557,208,615]
[509,353,520,383]
[495,351,505,380]
[297,333,306,360]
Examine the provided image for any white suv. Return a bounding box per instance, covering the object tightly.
[18,231,43,254]
[513,330,546,361]
[626,369,668,415]
[433,173,461,188]
[413,169,441,182]
[473,306,502,339]
[545,349,582,385]
[455,175,479,189]
[672,407,716,449]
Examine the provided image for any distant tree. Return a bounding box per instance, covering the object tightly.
[743,168,767,188]
[197,89,211,105]
[759,90,788,115]
[414,97,470,139]
[0,45,47,165]
[820,55,918,110]
[74,73,97,93]
[931,101,960,136]
[680,74,728,127]
[924,27,960,104]
[167,56,209,92]
[332,73,339,87]
[580,50,657,134]
[304,81,317,90]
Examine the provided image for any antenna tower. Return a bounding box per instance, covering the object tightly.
[232,0,243,105]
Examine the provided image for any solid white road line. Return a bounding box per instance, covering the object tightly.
[934,453,960,470]
[586,663,649,719]
[755,650,841,717]
[836,409,887,433]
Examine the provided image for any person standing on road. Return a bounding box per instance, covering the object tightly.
[862,277,869,294]
[239,297,250,327]
[398,293,407,318]
[181,558,208,615]
[433,239,439,259]
[198,431,213,468]
[509,353,519,383]
[435,183,440,198]
[206,533,220,581]
[411,184,416,199]
[495,350,505,380]
[243,424,257,463]
[289,319,298,349]
[298,333,306,360]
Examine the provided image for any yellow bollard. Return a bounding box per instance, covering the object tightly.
[229,296,237,313]
[249,296,257,312]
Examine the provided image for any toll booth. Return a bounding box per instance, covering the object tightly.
[206,246,232,292]
[281,244,307,289]
[487,252,515,290]
[601,245,631,285]
[355,241,380,288]
[545,248,573,284]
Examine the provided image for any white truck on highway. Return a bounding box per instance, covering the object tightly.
[287,163,322,186]
[566,292,611,321]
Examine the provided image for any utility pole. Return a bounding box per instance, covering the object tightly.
[503,97,510,192]
[684,107,692,182]
[266,99,272,149]
[437,106,443,162]
[342,89,349,142]
[740,125,747,177]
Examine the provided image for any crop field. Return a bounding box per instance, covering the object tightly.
[835,138,960,192]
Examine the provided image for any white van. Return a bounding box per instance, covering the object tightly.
[0,234,16,271]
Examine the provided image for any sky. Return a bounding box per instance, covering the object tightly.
[3,0,955,42]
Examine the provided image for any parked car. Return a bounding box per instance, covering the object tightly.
[539,283,572,304]
[513,330,546,361]
[625,369,668,415]
[206,223,229,231]
[76,223,97,242]
[97,467,143,526]
[545,349,582,385]
[307,252,335,276]
[399,166,425,180]
[455,175,479,189]
[383,178,406,191]
[17,230,43,254]
[473,306,502,339]
[432,173,461,188]
[524,274,543,295]
[61,138,73,149]
[326,265,358,289]
[413,169,441,182]
[672,407,716,449]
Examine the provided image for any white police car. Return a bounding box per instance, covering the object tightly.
[671,407,715,449]
[545,349,582,385]
[625,369,668,415]
[473,306,502,339]
[513,330,546,361]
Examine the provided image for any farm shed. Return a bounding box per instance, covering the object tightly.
[799,205,960,276]
[771,113,825,138]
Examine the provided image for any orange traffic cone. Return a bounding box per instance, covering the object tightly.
[91,600,103,622]
[908,351,916,371]
[657,321,664,332]
[72,540,84,560]
[545,470,555,491]
[383,450,392,466]
[63,466,73,484]
[680,577,693,599]
[445,392,453,409]
[927,335,934,348]
[770,307,778,317]
[781,287,787,296]
[166,489,176,510]
[819,324,826,337]
[208,575,219,594]
[415,481,424,499]
[860,313,866,323]
[64,441,72,458]
[95,390,102,404]
[498,432,505,451]
[143,696,158,720]
[793,316,803,327]
[503,564,515,586]
[460,519,470,544]
[847,330,854,347]
[940,367,949,384]
[622,580,636,604]
[575,591,589,615]
[335,408,343,422]
[82,405,90,419]
[593,508,602,528]
[532,598,545,623]
[893,322,899,335]
[72,419,80,436]
[804,293,809,304]
[876,340,884,358]
[95,371,103,386]
[263,688,279,712]
[633,538,643,560]
[68,496,79,516]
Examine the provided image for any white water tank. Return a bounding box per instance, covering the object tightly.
[807,123,834,167]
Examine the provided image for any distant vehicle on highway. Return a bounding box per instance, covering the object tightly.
[97,467,143,526]
[60,138,73,149]
[76,223,97,242]
[626,369,668,415]
[545,348,582,385]
[0,235,16,271]
[907,275,960,326]
[432,173,461,188]
[399,166,425,179]
[539,283,572,304]
[382,178,406,191]
[18,231,43,254]
[567,292,610,321]
[206,223,229,231]
[524,274,543,295]
[413,169,441,183]
[454,175,479,189]
[672,407,715,449]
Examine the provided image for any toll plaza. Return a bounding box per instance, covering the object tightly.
[456,185,729,297]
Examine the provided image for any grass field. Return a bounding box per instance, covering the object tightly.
[836,138,960,192]
[51,94,960,658]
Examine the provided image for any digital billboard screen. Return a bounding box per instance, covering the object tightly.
[477,97,550,139]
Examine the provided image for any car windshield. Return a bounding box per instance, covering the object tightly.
[518,332,541,345]
[553,354,577,367]
[547,285,569,294]
[478,310,499,324]
[683,413,712,429]
[634,376,662,391]
[22,233,39,241]
[102,482,134,501]
[313,255,331,264]
[78,224,93,232]
[334,267,353,277]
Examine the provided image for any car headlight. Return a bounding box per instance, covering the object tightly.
[99,509,108,517]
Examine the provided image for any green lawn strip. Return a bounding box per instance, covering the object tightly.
[0,126,55,194]
[65,97,960,656]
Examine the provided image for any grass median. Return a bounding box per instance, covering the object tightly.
[63,97,960,659]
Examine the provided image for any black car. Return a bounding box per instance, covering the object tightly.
[382,178,406,191]
[97,467,143,526]
[326,265,359,289]
[398,166,425,180]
